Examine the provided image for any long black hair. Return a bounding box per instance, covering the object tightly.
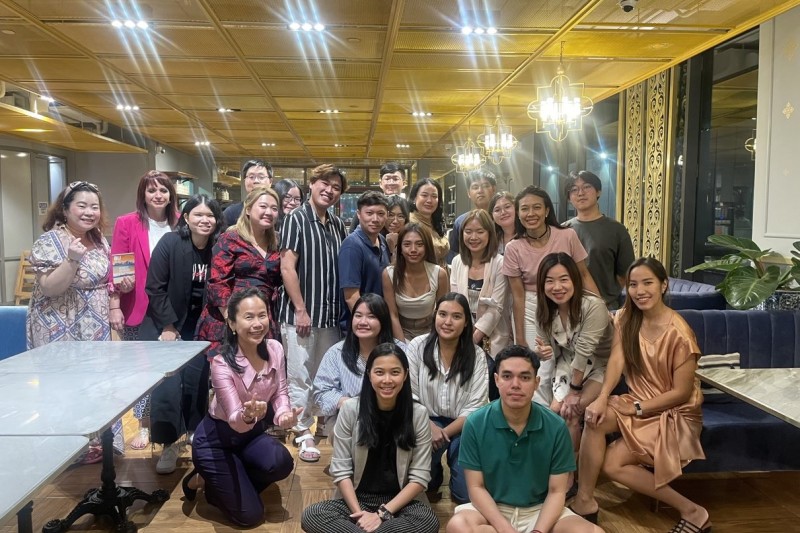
[422,293,477,387]
[176,194,223,243]
[513,186,563,238]
[535,252,585,335]
[220,287,271,373]
[357,343,416,451]
[342,293,394,376]
[273,178,305,231]
[408,178,446,236]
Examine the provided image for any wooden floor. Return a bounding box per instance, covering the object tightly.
[5,412,800,533]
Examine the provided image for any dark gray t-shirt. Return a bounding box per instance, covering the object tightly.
[564,215,635,309]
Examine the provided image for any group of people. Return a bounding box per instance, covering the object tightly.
[23,161,711,533]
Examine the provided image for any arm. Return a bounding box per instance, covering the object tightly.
[382,269,406,342]
[343,288,361,313]
[280,249,311,337]
[110,216,135,293]
[620,340,698,415]
[33,232,84,297]
[268,340,293,423]
[453,347,489,426]
[144,235,180,336]
[311,345,348,416]
[531,473,571,533]
[36,260,80,297]
[210,358,258,433]
[585,325,625,426]
[508,277,527,346]
[576,260,601,296]
[464,469,517,533]
[569,298,610,376]
[206,234,236,316]
[435,266,449,301]
[474,258,508,342]
[384,406,432,514]
[339,239,362,312]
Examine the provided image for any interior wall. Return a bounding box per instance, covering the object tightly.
[752,6,800,257]
[155,146,215,195]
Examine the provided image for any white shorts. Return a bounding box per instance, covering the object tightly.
[454,501,575,533]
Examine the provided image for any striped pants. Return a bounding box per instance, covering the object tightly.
[301,492,439,533]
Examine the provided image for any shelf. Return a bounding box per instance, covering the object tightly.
[215,171,240,187]
[213,181,232,189]
[163,171,195,182]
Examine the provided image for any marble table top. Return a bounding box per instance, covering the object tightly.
[696,367,800,429]
[0,340,209,376]
[0,435,88,526]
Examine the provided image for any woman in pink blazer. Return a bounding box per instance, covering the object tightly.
[111,170,179,449]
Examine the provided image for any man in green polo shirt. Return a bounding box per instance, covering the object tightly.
[446,345,602,533]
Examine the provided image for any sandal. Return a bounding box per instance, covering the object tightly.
[129,427,150,450]
[80,445,104,465]
[295,433,321,463]
[669,518,712,533]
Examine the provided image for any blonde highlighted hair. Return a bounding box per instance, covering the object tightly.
[231,186,280,252]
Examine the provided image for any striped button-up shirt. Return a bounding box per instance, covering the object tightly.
[406,334,489,420]
[278,202,347,328]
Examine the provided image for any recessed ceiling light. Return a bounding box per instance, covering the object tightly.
[111,20,123,28]
[314,23,325,31]
[40,95,55,103]
[116,104,139,111]
[319,109,339,114]
[124,20,136,28]
[289,22,301,30]
[546,166,554,171]
[462,25,497,35]
[461,26,473,35]
[599,152,607,159]
[333,144,347,148]
[396,143,410,148]
[261,142,276,147]
[136,20,148,29]
[218,107,233,113]
[486,27,497,34]
[347,37,361,43]
[0,154,6,158]
[301,22,313,31]
[411,111,432,117]
[289,21,325,32]
[1,29,15,35]
[13,128,49,133]
[112,19,148,30]
[194,141,210,147]
[17,152,28,157]
[473,27,485,35]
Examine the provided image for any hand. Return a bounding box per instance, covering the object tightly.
[561,392,582,420]
[608,395,636,416]
[472,329,486,346]
[159,328,179,341]
[242,393,269,421]
[349,510,382,532]
[117,276,134,293]
[66,236,87,262]
[109,308,125,331]
[534,337,553,361]
[337,396,351,409]
[584,396,608,428]
[277,407,304,430]
[430,421,450,451]
[295,309,311,338]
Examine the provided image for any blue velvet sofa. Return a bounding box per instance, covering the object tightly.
[619,278,726,311]
[678,309,800,473]
[0,305,27,361]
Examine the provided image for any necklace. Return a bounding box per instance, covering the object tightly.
[525,226,550,241]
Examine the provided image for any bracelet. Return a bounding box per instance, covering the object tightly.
[569,383,584,391]
[242,413,256,424]
[634,400,643,417]
[66,257,79,264]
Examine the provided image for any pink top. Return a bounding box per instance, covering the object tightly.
[502,227,588,291]
[110,212,153,327]
[208,338,291,433]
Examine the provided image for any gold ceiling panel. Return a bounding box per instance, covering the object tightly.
[390,53,525,72]
[251,61,381,80]
[385,70,510,91]
[277,97,374,112]
[106,58,248,78]
[208,0,393,26]
[160,94,272,111]
[261,80,378,99]
[395,31,550,54]
[512,59,669,88]
[188,111,280,123]
[20,0,209,23]
[48,91,167,109]
[129,77,260,97]
[546,31,711,60]
[382,89,489,107]
[0,23,79,57]
[232,28,385,60]
[0,57,111,81]
[400,0,578,29]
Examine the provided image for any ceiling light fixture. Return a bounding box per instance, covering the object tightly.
[527,41,594,142]
[217,107,234,113]
[17,152,28,157]
[461,25,497,35]
[1,29,15,35]
[40,95,55,103]
[411,111,432,117]
[289,21,325,32]
[478,96,518,165]
[452,123,485,174]
[261,142,276,147]
[319,109,339,114]
[116,104,140,111]
[194,141,210,147]
[396,143,410,149]
[333,143,347,148]
[112,19,148,30]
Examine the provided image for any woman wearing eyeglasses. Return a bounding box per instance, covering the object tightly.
[222,159,273,228]
[272,178,305,231]
[26,181,125,461]
[385,195,409,263]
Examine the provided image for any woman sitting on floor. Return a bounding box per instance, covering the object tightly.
[570,257,709,532]
[301,343,440,533]
[183,287,302,527]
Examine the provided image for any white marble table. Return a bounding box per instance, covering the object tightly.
[0,341,210,377]
[696,367,800,429]
[0,436,89,533]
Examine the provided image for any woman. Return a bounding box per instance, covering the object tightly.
[111,170,179,450]
[383,224,448,343]
[408,178,449,266]
[488,191,516,255]
[273,178,304,231]
[385,195,409,263]
[313,294,402,432]
[196,187,282,352]
[450,209,511,358]
[142,194,222,475]
[571,258,709,532]
[183,288,301,527]
[502,186,600,406]
[26,181,125,461]
[535,252,612,489]
[406,293,488,504]
[301,343,439,533]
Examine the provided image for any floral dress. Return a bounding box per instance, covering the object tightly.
[195,230,282,355]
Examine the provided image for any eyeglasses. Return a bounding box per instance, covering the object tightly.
[568,184,595,195]
[387,213,407,221]
[67,181,99,193]
[245,173,270,183]
[283,195,302,206]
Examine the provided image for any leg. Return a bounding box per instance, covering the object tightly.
[486,355,499,401]
[378,500,439,532]
[130,396,151,450]
[282,323,316,433]
[427,418,448,495]
[301,498,362,533]
[602,443,710,528]
[571,407,621,516]
[446,508,493,533]
[239,432,294,493]
[552,515,604,533]
[445,433,468,504]
[181,352,209,434]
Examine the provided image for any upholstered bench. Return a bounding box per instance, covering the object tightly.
[0,305,27,361]
[618,278,726,310]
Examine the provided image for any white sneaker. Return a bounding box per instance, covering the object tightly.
[156,443,180,474]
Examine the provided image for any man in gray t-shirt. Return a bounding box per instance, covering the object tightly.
[563,171,635,310]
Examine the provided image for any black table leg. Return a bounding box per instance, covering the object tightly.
[18,501,33,533]
[42,428,170,533]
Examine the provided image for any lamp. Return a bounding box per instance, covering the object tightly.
[526,42,593,142]
[744,130,756,161]
[451,123,485,174]
[478,96,518,165]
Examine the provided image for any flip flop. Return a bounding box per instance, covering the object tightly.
[129,427,150,450]
[295,434,321,463]
[80,445,103,465]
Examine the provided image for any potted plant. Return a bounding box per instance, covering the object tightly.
[685,235,800,310]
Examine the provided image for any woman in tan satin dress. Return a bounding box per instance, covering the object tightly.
[570,257,711,533]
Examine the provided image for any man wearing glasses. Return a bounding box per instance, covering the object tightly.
[222,159,273,227]
[447,170,497,264]
[563,170,634,310]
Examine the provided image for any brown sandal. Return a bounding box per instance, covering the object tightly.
[669,518,712,533]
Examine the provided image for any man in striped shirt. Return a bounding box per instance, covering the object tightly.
[278,164,348,462]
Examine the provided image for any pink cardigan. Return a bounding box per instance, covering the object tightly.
[110,212,154,327]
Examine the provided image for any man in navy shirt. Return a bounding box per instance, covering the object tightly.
[339,191,390,329]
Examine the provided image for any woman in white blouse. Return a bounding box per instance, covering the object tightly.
[406,292,488,504]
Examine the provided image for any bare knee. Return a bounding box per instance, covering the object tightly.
[446,511,484,533]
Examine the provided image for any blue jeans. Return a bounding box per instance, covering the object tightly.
[429,416,468,504]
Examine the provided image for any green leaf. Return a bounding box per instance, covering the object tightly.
[717,265,782,310]
[707,235,763,253]
[791,241,800,260]
[685,256,743,273]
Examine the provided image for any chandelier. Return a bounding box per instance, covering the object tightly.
[451,123,485,174]
[478,96,518,165]
[526,42,593,142]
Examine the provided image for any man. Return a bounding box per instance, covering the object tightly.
[447,170,497,263]
[446,345,602,533]
[563,170,635,310]
[222,159,273,227]
[278,164,348,462]
[338,191,390,328]
[349,161,406,232]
